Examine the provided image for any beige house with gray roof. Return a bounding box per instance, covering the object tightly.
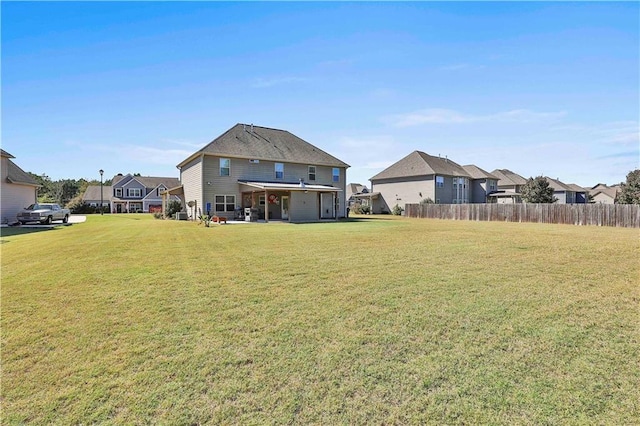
[370,151,488,211]
[1,149,40,224]
[175,124,349,222]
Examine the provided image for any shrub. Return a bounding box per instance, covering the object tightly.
[166,200,182,218]
[420,198,434,205]
[392,204,404,215]
[153,212,163,219]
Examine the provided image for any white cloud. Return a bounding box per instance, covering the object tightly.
[385,108,567,127]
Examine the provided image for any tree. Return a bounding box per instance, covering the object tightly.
[616,169,640,204]
[521,176,557,203]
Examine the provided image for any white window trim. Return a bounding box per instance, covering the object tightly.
[308,166,316,181]
[214,194,236,212]
[115,188,123,197]
[128,188,142,198]
[220,158,231,177]
[275,163,284,180]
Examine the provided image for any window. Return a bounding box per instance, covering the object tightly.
[115,188,122,197]
[436,176,444,188]
[308,166,316,181]
[275,163,284,179]
[128,188,141,197]
[220,158,230,176]
[332,168,340,182]
[157,186,165,196]
[215,195,236,212]
[259,195,266,206]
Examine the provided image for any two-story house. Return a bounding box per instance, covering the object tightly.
[175,124,349,222]
[370,151,492,210]
[489,169,528,203]
[83,174,181,213]
[1,149,40,224]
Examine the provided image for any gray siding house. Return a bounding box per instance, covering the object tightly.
[176,124,349,222]
[1,149,39,224]
[462,165,499,203]
[370,151,483,211]
[489,169,528,203]
[83,174,181,213]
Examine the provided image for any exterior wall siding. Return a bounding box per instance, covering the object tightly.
[373,176,435,212]
[201,155,347,220]
[470,180,486,203]
[290,191,319,222]
[180,156,204,216]
[1,181,37,224]
[0,157,38,224]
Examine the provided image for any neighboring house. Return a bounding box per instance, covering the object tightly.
[544,177,574,204]
[489,169,528,203]
[82,174,181,213]
[590,184,619,204]
[370,151,487,210]
[1,149,40,224]
[462,165,499,203]
[566,183,589,204]
[82,185,112,209]
[346,183,369,206]
[175,124,350,222]
[543,177,590,204]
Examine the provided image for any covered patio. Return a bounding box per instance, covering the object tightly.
[238,180,342,223]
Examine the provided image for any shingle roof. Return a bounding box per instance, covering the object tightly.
[177,124,349,168]
[134,176,181,190]
[111,174,180,190]
[462,164,499,180]
[371,151,471,181]
[545,177,573,192]
[591,186,619,199]
[566,183,588,192]
[1,149,15,159]
[6,159,39,186]
[490,169,528,186]
[83,185,112,201]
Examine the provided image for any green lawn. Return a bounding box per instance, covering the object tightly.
[2,215,638,424]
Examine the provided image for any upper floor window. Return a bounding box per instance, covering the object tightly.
[115,188,122,197]
[436,176,444,188]
[128,188,141,197]
[157,186,165,196]
[489,180,497,192]
[220,158,230,176]
[332,168,340,182]
[308,166,316,181]
[275,163,284,179]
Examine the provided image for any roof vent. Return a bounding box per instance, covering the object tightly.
[299,178,305,188]
[251,123,254,133]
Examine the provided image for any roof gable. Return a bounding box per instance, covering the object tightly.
[462,164,499,180]
[491,169,528,186]
[6,159,40,186]
[83,185,112,201]
[177,124,349,168]
[371,151,470,181]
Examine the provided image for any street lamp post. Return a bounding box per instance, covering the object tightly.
[99,169,104,215]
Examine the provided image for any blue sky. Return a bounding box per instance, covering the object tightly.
[3,2,638,187]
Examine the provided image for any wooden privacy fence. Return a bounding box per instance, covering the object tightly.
[404,203,640,228]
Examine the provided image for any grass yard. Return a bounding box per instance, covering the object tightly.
[2,214,638,424]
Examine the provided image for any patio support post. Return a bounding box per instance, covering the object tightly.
[265,189,269,223]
